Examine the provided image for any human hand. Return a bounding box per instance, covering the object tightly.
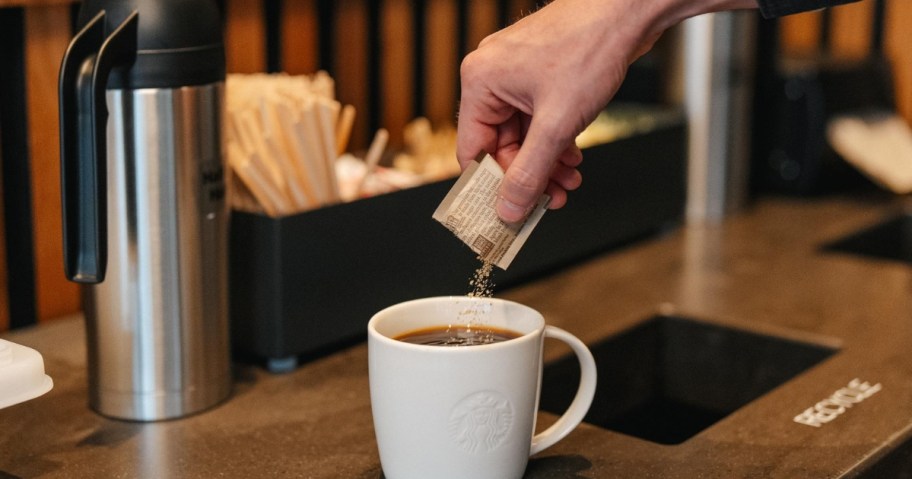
[456,0,757,223]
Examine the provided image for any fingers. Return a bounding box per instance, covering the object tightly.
[558,143,583,168]
[495,115,578,222]
[545,181,568,210]
[456,54,518,170]
[551,160,582,193]
[455,100,498,170]
[541,146,583,210]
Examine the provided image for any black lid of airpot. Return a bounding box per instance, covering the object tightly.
[77,0,225,89]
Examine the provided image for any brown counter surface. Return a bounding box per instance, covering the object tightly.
[3,196,912,478]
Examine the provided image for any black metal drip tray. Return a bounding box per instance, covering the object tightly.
[823,214,912,263]
[540,315,838,445]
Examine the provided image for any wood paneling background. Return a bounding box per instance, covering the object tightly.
[24,4,80,323]
[224,0,533,149]
[0,0,536,332]
[780,0,912,122]
[0,0,909,332]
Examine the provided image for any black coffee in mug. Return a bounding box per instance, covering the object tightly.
[395,325,522,346]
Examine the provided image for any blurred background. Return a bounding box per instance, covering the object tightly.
[0,0,909,333]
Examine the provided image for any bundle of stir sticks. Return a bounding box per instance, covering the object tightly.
[226,72,356,217]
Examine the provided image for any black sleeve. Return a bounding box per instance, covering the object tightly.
[757,0,861,18]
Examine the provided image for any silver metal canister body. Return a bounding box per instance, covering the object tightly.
[83,83,230,421]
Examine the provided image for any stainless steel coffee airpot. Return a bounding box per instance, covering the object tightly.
[58,0,231,421]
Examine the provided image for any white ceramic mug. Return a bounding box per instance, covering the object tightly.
[368,296,597,479]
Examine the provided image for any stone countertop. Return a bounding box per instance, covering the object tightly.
[3,196,912,478]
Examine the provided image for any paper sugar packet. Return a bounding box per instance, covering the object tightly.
[432,155,550,270]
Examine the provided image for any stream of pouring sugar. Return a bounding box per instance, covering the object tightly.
[452,257,497,344]
[468,258,495,298]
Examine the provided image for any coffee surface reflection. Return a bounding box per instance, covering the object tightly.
[395,325,521,346]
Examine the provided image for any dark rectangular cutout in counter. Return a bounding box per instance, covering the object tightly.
[540,315,838,445]
[823,214,912,264]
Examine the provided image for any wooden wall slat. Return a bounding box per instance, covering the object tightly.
[781,2,873,58]
[830,0,872,58]
[334,0,369,150]
[382,0,414,149]
[886,0,912,123]
[426,0,458,128]
[225,0,266,73]
[282,0,319,75]
[25,4,80,321]
[780,10,821,56]
[466,0,497,56]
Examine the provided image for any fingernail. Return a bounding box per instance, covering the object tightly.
[496,197,527,223]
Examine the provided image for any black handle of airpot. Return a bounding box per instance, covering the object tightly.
[58,10,137,284]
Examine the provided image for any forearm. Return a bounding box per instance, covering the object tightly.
[457,0,863,223]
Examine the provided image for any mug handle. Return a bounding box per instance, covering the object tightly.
[529,325,597,456]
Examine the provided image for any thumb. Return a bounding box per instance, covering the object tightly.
[496,116,569,223]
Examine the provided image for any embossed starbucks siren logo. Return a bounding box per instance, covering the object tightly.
[448,391,514,454]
